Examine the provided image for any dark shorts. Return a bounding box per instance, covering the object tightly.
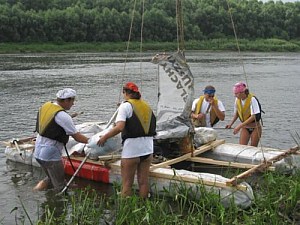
[36,158,65,192]
[140,154,151,162]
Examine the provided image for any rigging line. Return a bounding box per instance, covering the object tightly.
[290,131,300,147]
[118,0,138,104]
[176,0,185,52]
[225,0,249,86]
[139,0,145,91]
[226,0,265,159]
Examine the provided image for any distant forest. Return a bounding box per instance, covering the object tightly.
[0,0,299,43]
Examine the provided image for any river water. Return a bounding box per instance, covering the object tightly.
[0,51,299,224]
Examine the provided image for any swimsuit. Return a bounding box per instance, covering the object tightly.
[140,154,151,161]
[246,128,254,135]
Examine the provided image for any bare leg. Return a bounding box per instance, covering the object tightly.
[34,159,65,192]
[33,179,49,191]
[250,125,262,147]
[137,154,153,198]
[121,157,139,197]
[239,128,251,145]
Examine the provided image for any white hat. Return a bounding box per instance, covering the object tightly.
[56,88,76,99]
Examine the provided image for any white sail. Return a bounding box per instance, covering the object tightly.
[151,51,194,139]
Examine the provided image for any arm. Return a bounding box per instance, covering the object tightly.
[233,97,261,134]
[233,114,256,134]
[211,102,225,121]
[55,111,88,143]
[97,121,125,146]
[191,111,205,120]
[226,112,238,129]
[71,132,89,144]
[191,99,205,120]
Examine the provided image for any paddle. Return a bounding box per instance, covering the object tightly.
[59,108,119,195]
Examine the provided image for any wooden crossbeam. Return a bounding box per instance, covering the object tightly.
[227,146,300,186]
[149,169,248,191]
[98,155,121,161]
[150,139,225,171]
[187,157,276,171]
[108,157,248,190]
[1,136,36,147]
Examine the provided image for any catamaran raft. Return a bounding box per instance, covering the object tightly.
[3,120,300,209]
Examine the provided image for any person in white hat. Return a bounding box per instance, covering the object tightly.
[33,88,89,192]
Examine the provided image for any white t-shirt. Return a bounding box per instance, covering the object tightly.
[116,101,154,158]
[34,106,77,161]
[191,97,225,127]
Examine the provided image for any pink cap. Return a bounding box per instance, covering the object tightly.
[233,82,247,94]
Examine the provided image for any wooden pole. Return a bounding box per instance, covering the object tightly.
[150,139,225,170]
[188,157,276,171]
[227,146,299,186]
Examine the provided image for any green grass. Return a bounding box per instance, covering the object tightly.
[0,38,300,54]
[26,170,300,225]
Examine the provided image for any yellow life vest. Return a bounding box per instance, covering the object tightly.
[36,101,69,143]
[127,99,153,134]
[38,102,64,133]
[193,95,219,127]
[236,93,254,122]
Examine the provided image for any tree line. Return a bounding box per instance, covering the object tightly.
[0,0,299,43]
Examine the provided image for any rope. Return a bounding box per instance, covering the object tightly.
[226,0,266,160]
[118,0,138,104]
[117,0,146,102]
[139,0,145,91]
[176,0,185,51]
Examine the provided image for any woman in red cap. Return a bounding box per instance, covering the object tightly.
[226,82,263,147]
[97,82,156,198]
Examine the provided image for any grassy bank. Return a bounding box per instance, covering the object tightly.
[0,38,300,53]
[13,171,300,224]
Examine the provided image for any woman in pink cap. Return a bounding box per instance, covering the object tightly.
[97,82,156,198]
[226,82,263,147]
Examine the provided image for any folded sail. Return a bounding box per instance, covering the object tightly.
[151,51,194,139]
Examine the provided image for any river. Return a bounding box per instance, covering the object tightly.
[0,51,299,224]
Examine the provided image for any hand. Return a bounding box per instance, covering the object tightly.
[208,98,214,105]
[225,124,232,129]
[233,124,242,135]
[97,136,106,146]
[196,113,204,120]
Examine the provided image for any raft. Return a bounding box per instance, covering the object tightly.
[4,122,299,209]
[3,134,254,209]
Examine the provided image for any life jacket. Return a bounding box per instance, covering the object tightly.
[236,93,263,123]
[35,101,69,144]
[192,95,219,127]
[121,99,156,142]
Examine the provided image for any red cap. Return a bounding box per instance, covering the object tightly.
[124,82,139,92]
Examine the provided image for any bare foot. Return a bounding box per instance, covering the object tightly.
[33,180,48,191]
